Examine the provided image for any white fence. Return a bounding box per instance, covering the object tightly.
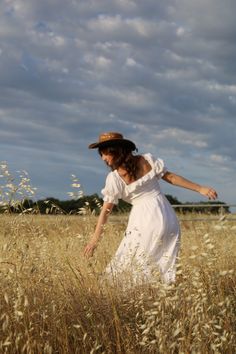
[172,204,236,222]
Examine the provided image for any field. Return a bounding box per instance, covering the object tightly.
[0,213,235,354]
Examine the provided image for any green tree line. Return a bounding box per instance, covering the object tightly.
[0,194,229,215]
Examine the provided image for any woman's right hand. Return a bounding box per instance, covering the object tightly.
[83,240,97,258]
[83,202,113,258]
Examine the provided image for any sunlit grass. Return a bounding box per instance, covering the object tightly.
[0,214,235,353]
[0,161,235,353]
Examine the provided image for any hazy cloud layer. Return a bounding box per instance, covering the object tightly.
[0,0,235,205]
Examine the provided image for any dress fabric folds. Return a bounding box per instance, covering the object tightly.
[101,153,180,284]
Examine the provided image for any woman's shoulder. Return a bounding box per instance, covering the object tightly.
[142,152,157,164]
[142,152,153,159]
[106,169,118,179]
[105,170,123,186]
[142,153,167,177]
[142,152,164,161]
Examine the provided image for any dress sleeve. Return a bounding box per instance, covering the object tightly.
[146,153,167,179]
[154,157,167,179]
[101,172,122,205]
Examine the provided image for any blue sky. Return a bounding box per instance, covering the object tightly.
[0,0,236,205]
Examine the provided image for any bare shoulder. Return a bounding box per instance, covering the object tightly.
[138,155,152,174]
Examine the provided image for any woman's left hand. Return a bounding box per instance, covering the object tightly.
[199,186,218,200]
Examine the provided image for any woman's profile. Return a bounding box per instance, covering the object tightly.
[84,132,218,284]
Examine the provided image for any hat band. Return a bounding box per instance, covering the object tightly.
[99,133,123,142]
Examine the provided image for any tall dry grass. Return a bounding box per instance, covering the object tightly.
[0,162,235,353]
[0,214,235,354]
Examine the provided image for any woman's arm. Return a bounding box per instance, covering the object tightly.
[162,171,218,200]
[83,201,114,257]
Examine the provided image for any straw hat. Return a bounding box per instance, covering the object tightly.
[88,132,136,150]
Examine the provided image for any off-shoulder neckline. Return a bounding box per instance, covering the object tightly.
[114,154,154,187]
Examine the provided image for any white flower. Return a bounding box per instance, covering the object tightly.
[71,183,81,188]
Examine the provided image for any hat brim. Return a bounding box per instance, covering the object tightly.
[88,139,136,150]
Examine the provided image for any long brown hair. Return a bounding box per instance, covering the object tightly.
[98,144,140,179]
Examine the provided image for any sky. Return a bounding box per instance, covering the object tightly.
[0,0,236,207]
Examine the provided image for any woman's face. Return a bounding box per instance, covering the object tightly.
[100,151,114,166]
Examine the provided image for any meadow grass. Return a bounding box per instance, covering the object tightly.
[0,213,235,354]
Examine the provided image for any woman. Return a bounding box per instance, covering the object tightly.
[84,132,217,283]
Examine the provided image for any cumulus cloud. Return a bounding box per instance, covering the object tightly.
[0,0,235,204]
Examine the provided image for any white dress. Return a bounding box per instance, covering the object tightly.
[101,153,180,284]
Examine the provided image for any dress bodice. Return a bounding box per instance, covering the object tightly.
[101,153,167,205]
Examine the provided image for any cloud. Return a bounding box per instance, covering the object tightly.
[0,0,235,204]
